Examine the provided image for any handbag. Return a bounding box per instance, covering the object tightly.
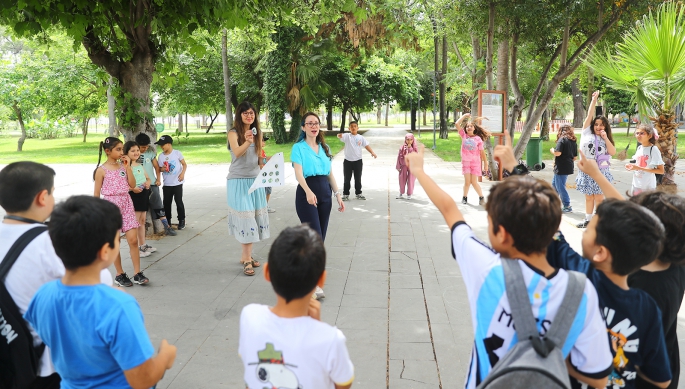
[594,135,611,168]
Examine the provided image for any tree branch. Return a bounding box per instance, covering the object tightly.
[526,43,562,119]
[451,41,469,70]
[82,26,121,78]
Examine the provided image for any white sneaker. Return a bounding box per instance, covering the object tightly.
[407,195,412,200]
[142,244,157,253]
[139,247,152,258]
[314,286,325,300]
[396,194,404,199]
[267,206,276,213]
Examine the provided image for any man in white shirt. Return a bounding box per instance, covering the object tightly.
[337,121,376,201]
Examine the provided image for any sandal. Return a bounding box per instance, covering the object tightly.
[250,257,261,268]
[242,261,255,276]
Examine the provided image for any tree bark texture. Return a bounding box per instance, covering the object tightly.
[178,113,183,132]
[377,107,382,124]
[82,117,90,143]
[508,33,524,139]
[327,101,334,132]
[486,1,495,89]
[571,77,585,128]
[385,103,389,126]
[222,29,234,131]
[107,76,117,137]
[653,110,678,185]
[12,103,26,152]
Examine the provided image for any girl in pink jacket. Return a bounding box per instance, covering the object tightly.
[396,133,418,199]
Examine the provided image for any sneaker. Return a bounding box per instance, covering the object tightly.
[356,194,366,200]
[314,286,325,300]
[478,197,485,206]
[165,226,177,236]
[576,220,589,229]
[114,273,133,287]
[267,206,276,213]
[562,206,573,213]
[143,244,157,253]
[139,247,152,258]
[396,194,404,199]
[178,220,186,230]
[407,195,412,200]
[133,271,149,285]
[462,196,468,205]
[342,195,349,201]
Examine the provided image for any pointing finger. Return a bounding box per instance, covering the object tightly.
[504,131,512,147]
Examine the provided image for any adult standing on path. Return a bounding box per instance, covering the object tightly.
[227,102,270,276]
[575,91,616,228]
[292,112,345,300]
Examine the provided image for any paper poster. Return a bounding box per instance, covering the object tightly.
[248,152,285,194]
[479,92,505,134]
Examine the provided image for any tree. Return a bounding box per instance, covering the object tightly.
[601,86,637,135]
[588,2,685,185]
[0,0,299,141]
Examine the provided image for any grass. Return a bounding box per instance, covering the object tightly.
[0,131,343,164]
[430,131,685,162]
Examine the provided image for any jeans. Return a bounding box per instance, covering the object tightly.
[552,174,570,207]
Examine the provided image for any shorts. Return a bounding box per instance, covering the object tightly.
[265,186,272,196]
[129,189,150,212]
[462,160,482,176]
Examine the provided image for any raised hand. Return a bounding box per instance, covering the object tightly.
[577,150,600,177]
[405,143,425,175]
[493,131,517,172]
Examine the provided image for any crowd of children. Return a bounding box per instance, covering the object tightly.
[4,111,685,389]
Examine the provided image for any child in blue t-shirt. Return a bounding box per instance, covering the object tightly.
[547,152,671,389]
[24,196,176,389]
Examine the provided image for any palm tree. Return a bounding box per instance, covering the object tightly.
[587,1,685,186]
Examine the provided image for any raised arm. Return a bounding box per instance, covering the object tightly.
[455,113,470,129]
[227,130,253,158]
[584,91,599,129]
[405,144,464,227]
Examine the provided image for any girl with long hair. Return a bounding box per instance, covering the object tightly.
[549,125,578,213]
[455,113,490,205]
[575,91,616,228]
[226,101,270,276]
[625,123,664,196]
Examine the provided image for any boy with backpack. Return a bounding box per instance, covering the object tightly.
[24,196,176,389]
[546,152,672,389]
[239,225,354,388]
[404,139,612,388]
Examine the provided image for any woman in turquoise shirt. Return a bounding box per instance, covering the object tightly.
[292,112,345,299]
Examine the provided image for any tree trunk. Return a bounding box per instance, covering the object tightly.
[411,108,416,131]
[178,113,183,132]
[13,103,26,152]
[571,77,585,128]
[439,35,448,139]
[540,109,550,140]
[485,1,495,89]
[377,107,382,124]
[223,30,234,131]
[185,113,188,133]
[404,111,407,124]
[626,118,632,136]
[496,33,510,94]
[107,76,117,137]
[114,52,155,142]
[82,117,90,143]
[327,100,334,132]
[289,110,302,141]
[385,103,389,126]
[654,109,678,185]
[508,32,524,140]
[341,105,349,131]
[206,112,219,133]
[423,110,427,126]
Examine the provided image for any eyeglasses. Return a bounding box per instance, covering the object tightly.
[635,132,646,136]
[304,122,320,128]
[241,111,255,117]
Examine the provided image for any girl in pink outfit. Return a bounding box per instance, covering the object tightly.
[396,133,418,199]
[93,137,148,287]
[455,113,490,205]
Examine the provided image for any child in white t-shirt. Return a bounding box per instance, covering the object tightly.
[239,225,354,389]
[625,124,665,196]
[337,121,376,201]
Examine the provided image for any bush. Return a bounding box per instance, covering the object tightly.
[26,119,80,140]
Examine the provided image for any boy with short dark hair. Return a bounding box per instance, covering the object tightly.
[337,121,376,201]
[134,133,177,236]
[548,154,672,389]
[239,225,354,389]
[404,143,612,389]
[155,135,187,230]
[24,195,176,389]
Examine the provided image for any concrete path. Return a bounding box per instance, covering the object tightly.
[3,128,685,388]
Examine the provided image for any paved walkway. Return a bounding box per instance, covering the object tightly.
[3,128,685,388]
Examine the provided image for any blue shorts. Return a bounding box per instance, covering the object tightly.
[265,187,272,195]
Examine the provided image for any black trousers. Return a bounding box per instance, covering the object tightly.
[29,373,60,389]
[296,176,332,241]
[343,159,363,196]
[162,184,185,222]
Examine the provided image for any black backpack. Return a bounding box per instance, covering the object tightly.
[0,226,49,389]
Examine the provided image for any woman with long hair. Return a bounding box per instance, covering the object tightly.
[292,112,345,300]
[227,101,270,276]
[575,91,616,228]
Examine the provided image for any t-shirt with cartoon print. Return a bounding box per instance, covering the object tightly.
[547,232,671,389]
[239,304,354,389]
[158,149,185,187]
[452,223,612,389]
[459,128,484,162]
[579,126,610,162]
[631,145,664,190]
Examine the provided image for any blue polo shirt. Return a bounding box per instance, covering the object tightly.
[291,141,331,178]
